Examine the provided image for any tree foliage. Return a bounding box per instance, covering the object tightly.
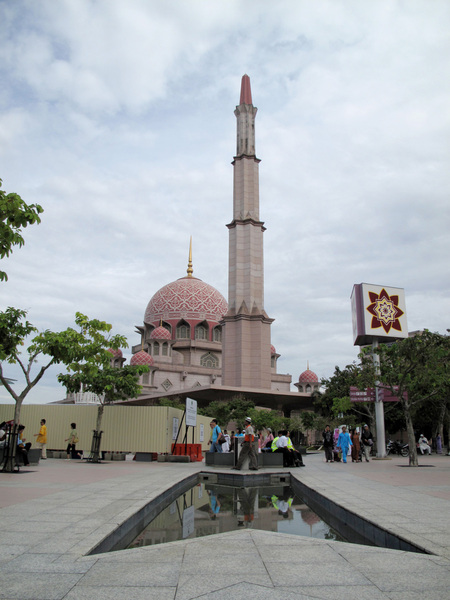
[0,179,44,282]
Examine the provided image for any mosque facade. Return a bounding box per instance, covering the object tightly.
[66,76,318,410]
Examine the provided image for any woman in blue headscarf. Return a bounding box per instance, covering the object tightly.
[337,426,353,463]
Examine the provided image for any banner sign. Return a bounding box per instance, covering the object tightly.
[351,283,408,346]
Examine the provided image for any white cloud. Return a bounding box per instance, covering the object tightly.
[1,0,449,404]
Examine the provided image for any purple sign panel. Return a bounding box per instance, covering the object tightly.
[350,386,405,402]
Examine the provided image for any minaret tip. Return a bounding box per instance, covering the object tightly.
[240,74,252,105]
[187,236,193,277]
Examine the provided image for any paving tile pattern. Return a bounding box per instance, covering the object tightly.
[0,454,449,599]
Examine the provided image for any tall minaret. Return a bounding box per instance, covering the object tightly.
[221,75,273,389]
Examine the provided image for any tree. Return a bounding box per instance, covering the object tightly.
[376,330,450,466]
[0,309,141,469]
[56,315,149,462]
[0,179,43,282]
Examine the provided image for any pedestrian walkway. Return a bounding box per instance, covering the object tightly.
[0,453,449,599]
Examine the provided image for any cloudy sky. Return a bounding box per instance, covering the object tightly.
[1,0,449,405]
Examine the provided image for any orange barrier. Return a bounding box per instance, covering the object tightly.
[171,443,203,462]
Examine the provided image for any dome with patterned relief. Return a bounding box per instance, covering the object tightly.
[150,326,172,340]
[107,348,123,358]
[298,366,318,384]
[144,276,227,326]
[130,350,154,366]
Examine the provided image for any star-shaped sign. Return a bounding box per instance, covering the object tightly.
[366,288,404,334]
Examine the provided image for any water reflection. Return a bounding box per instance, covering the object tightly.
[128,483,344,548]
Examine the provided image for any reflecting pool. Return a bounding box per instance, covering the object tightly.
[127,482,345,548]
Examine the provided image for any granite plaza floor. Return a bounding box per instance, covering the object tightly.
[0,452,449,599]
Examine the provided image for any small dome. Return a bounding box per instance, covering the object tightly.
[130,350,154,367]
[150,326,172,340]
[271,345,276,355]
[299,367,318,384]
[107,348,123,358]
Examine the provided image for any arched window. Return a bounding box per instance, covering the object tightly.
[200,352,219,368]
[153,342,159,356]
[195,322,208,340]
[306,384,311,393]
[213,326,222,342]
[176,321,190,339]
[161,342,168,356]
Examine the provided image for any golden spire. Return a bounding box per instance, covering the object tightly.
[307,360,310,371]
[187,236,193,277]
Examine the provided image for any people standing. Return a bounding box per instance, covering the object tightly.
[351,428,361,463]
[337,426,352,463]
[361,424,374,462]
[322,425,334,463]
[208,419,223,453]
[263,428,274,450]
[65,423,78,460]
[233,417,258,470]
[34,419,47,459]
[222,429,231,453]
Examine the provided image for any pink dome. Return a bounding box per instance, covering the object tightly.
[150,326,172,340]
[130,350,154,367]
[107,348,123,358]
[271,345,276,355]
[299,368,318,384]
[144,276,227,325]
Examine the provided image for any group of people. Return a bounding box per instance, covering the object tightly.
[209,418,305,470]
[322,424,374,464]
[0,419,80,464]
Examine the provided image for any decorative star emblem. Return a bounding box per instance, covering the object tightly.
[366,288,404,334]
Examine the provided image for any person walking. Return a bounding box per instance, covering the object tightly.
[337,426,352,463]
[208,419,223,453]
[65,423,79,460]
[34,418,47,459]
[361,424,374,462]
[322,425,334,463]
[233,417,258,470]
[351,428,361,462]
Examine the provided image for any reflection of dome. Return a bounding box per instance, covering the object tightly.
[150,326,171,340]
[299,367,318,383]
[300,510,321,525]
[130,350,154,366]
[144,276,227,325]
[107,348,123,358]
[271,345,276,355]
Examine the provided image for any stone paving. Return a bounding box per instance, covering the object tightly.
[0,453,449,599]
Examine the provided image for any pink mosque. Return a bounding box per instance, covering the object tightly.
[123,75,320,416]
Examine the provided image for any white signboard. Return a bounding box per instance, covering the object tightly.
[186,398,197,427]
[200,423,204,442]
[182,505,195,539]
[172,417,179,441]
[351,283,408,345]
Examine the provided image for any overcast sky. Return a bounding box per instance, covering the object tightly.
[1,0,449,405]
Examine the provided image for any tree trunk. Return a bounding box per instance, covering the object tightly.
[88,403,105,463]
[404,401,419,466]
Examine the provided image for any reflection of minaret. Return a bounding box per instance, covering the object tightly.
[221,75,273,389]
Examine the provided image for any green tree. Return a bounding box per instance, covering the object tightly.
[56,314,149,462]
[0,179,43,282]
[376,330,450,466]
[0,310,144,469]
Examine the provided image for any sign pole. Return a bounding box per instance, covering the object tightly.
[372,338,386,458]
